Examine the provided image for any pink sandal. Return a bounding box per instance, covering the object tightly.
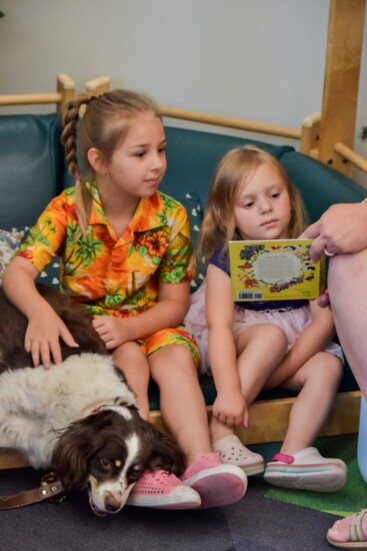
[327,509,367,549]
[181,452,247,509]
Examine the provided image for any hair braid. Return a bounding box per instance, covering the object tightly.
[61,95,94,237]
[61,94,90,182]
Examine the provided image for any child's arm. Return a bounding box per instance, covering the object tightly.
[206,264,248,428]
[264,300,336,389]
[92,280,191,348]
[2,257,78,367]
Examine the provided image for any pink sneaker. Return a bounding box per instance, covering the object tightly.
[181,452,247,509]
[126,469,201,510]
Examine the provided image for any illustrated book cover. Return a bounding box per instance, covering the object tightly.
[228,239,326,301]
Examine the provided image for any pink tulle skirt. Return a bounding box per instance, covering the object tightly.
[184,282,343,375]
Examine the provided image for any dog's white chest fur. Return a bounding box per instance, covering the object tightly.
[0,353,135,468]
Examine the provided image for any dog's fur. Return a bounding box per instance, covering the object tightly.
[0,285,185,515]
[0,284,108,369]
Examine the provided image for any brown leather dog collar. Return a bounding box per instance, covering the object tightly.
[0,479,65,510]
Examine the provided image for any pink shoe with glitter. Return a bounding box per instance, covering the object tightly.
[126,469,201,510]
[181,452,247,509]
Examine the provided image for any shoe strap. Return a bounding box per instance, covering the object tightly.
[351,509,367,542]
[272,453,294,464]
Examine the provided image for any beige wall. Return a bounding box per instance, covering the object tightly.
[1,0,366,184]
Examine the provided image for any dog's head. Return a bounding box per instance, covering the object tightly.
[51,405,185,516]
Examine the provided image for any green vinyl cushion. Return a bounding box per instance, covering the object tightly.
[1,115,365,408]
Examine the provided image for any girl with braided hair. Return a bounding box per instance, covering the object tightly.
[2,89,246,510]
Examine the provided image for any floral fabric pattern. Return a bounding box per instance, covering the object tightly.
[17,181,195,318]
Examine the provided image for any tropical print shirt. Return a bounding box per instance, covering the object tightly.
[17,181,195,317]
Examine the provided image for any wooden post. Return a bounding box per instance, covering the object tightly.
[318,0,366,176]
[85,76,111,96]
[57,74,75,113]
[300,112,321,158]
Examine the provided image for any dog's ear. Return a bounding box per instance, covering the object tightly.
[52,419,96,488]
[143,423,186,476]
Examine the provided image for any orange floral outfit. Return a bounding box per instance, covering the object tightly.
[17,181,200,365]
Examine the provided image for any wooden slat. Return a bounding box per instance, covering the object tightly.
[0,74,75,109]
[161,106,301,140]
[334,142,367,174]
[0,93,62,106]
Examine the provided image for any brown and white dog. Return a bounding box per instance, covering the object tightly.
[0,285,185,515]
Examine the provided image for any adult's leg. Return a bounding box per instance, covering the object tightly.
[326,251,367,543]
[328,250,367,398]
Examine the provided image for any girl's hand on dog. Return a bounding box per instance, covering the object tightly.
[26,303,78,368]
[93,316,130,350]
[212,389,249,428]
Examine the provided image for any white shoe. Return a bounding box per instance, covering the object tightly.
[212,435,264,476]
[264,447,347,492]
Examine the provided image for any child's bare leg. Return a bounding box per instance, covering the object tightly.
[149,344,247,509]
[210,325,288,476]
[113,342,151,420]
[236,324,288,405]
[149,345,211,465]
[280,352,342,453]
[210,324,288,442]
[264,352,346,492]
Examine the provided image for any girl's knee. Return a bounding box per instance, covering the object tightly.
[308,353,343,387]
[264,324,288,351]
[113,341,142,360]
[150,344,197,378]
[325,354,343,385]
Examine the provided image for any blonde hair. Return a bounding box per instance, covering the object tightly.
[61,89,162,236]
[199,145,307,259]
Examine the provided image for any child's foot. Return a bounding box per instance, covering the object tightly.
[264,447,347,492]
[212,434,265,476]
[327,509,367,549]
[181,452,247,509]
[126,469,201,509]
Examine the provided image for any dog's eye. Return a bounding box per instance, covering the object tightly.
[100,458,113,471]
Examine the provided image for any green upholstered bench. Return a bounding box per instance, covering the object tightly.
[0,108,365,470]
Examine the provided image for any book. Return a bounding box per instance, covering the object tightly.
[228,239,326,302]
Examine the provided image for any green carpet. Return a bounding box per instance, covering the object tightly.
[251,434,366,516]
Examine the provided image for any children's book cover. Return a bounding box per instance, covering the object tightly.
[228,239,326,301]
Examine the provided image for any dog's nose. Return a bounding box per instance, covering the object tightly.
[105,495,122,513]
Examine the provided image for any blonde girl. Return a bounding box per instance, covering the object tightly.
[184,145,347,491]
[2,90,247,510]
